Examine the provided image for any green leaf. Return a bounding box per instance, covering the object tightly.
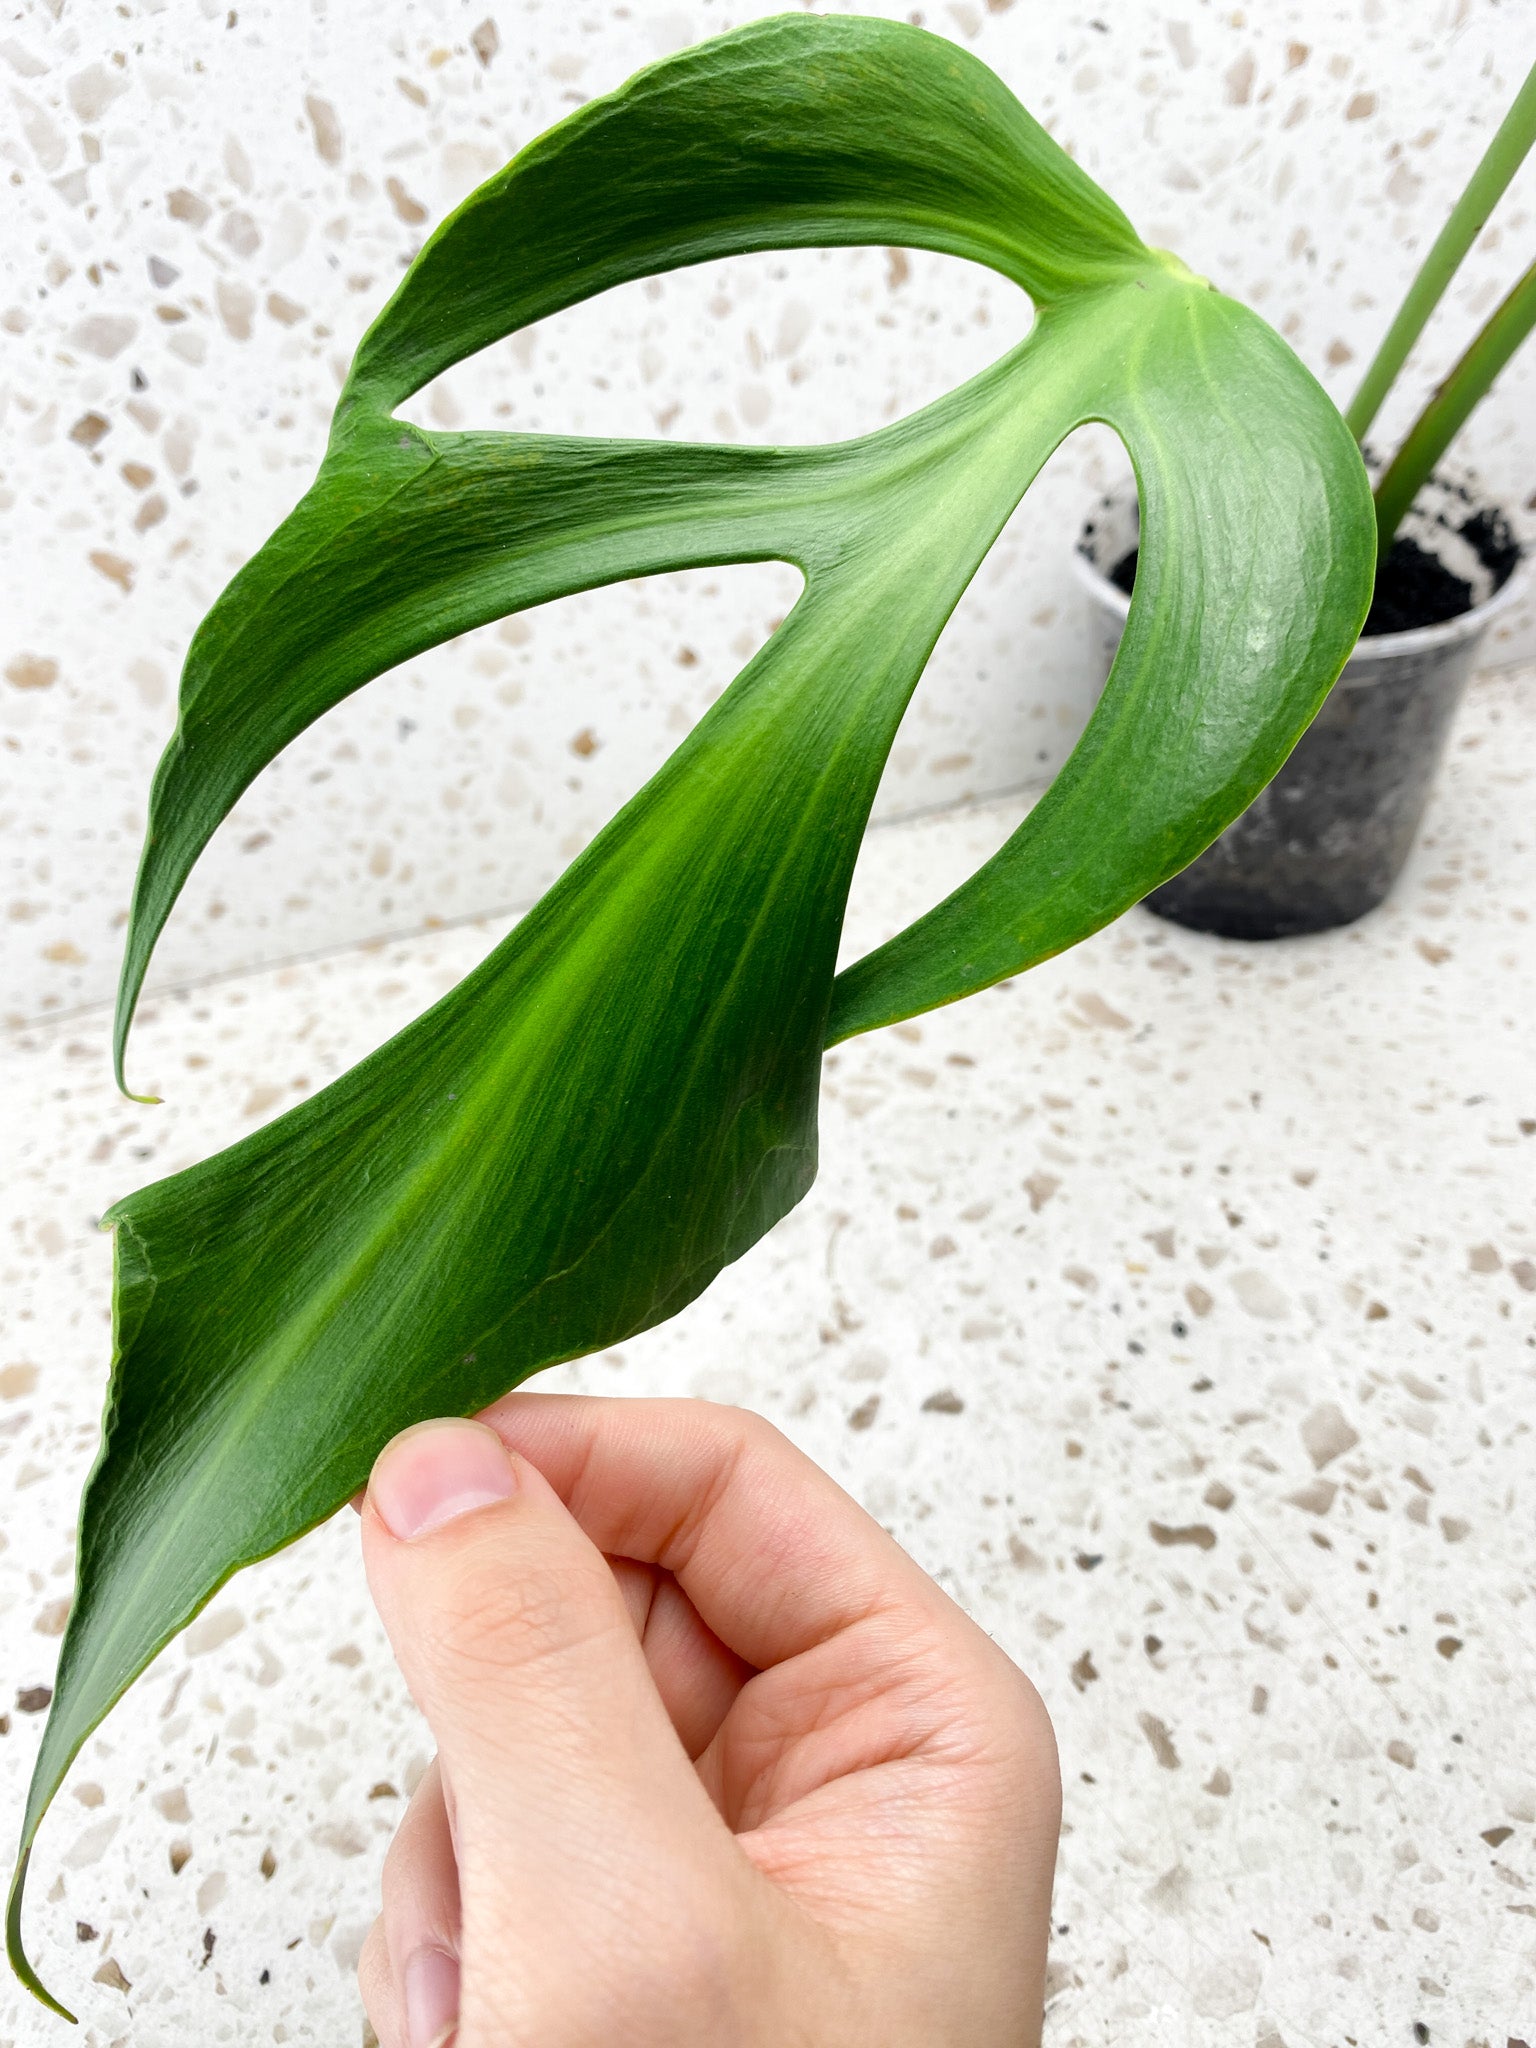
[829,277,1373,1038]
[11,14,1374,2017]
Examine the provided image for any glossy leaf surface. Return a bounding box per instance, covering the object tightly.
[12,14,1373,2017]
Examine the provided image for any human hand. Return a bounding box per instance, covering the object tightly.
[356,1396,1060,2048]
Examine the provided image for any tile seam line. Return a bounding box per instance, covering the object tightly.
[3,772,1055,1041]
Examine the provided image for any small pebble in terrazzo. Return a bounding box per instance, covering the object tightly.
[1301,1400,1360,1468]
[1137,1713,1180,1770]
[1287,1478,1337,1516]
[1148,1521,1216,1550]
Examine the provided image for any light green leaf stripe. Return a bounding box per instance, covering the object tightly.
[12,14,1373,2019]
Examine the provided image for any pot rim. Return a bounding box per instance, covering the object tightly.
[1072,498,1527,664]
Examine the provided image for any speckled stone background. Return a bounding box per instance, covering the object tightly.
[3,2,1536,2045]
[4,0,1535,1024]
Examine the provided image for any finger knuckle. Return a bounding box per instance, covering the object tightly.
[718,1404,787,1460]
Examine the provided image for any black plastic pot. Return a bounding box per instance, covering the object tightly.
[1074,474,1524,939]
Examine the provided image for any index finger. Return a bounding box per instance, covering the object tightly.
[474,1394,953,1673]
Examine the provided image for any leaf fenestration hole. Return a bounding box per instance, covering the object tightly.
[394,245,1032,447]
[839,422,1133,974]
[135,562,805,1067]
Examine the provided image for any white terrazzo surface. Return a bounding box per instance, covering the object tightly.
[3,660,1535,2047]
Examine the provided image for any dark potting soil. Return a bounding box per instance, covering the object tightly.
[1108,502,1519,637]
[1360,533,1473,636]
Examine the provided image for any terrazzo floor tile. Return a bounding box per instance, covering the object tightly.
[2,663,1533,2046]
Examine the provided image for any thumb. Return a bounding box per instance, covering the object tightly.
[361,1419,723,1902]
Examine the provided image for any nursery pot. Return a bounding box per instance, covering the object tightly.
[1073,473,1523,939]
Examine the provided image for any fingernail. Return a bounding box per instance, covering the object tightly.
[370,1420,516,1541]
[404,1944,459,2048]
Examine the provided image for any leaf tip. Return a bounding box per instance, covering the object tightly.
[6,1850,80,2025]
[112,1035,161,1105]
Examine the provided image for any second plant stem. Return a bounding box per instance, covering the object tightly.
[1344,58,1536,449]
[1370,255,1536,549]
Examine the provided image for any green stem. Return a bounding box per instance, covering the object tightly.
[1372,255,1536,550]
[1344,58,1536,444]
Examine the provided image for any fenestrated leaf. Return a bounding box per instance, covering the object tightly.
[12,14,1373,2018]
